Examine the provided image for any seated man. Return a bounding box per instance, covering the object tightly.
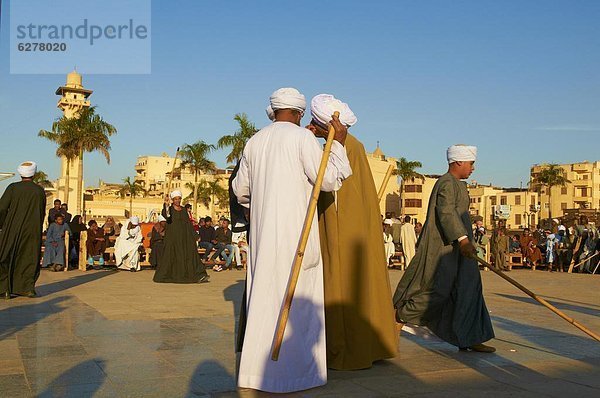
[210,218,235,272]
[86,220,107,268]
[115,216,144,272]
[231,222,249,269]
[198,216,217,261]
[42,213,72,272]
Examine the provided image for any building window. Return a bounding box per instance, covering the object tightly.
[561,187,567,195]
[515,195,521,205]
[490,197,496,206]
[561,203,567,210]
[404,185,422,193]
[515,214,521,225]
[405,199,422,208]
[545,203,549,209]
[500,196,507,205]
[478,197,481,203]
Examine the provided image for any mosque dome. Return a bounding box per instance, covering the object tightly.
[66,70,83,88]
[373,145,385,159]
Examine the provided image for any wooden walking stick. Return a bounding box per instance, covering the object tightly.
[378,164,395,204]
[163,147,180,198]
[568,237,583,273]
[471,255,600,342]
[271,112,340,361]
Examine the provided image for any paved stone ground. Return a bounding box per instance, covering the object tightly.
[0,268,598,397]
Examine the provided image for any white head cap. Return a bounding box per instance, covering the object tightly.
[310,94,357,127]
[130,216,140,225]
[170,190,182,199]
[447,145,477,164]
[269,87,306,113]
[17,161,37,178]
[558,225,566,231]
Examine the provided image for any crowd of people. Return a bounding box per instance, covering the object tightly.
[475,217,600,274]
[1,88,597,394]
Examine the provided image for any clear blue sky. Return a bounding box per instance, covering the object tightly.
[1,0,599,192]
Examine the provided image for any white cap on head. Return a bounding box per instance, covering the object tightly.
[447,145,477,164]
[130,216,140,225]
[310,94,357,127]
[170,190,182,199]
[17,161,37,178]
[269,87,306,113]
[158,215,166,222]
[558,225,566,231]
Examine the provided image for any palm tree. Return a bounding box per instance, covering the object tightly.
[185,177,228,217]
[393,157,423,212]
[535,164,570,220]
[180,141,217,218]
[217,113,258,164]
[39,106,116,214]
[119,176,145,217]
[39,122,79,202]
[33,171,53,188]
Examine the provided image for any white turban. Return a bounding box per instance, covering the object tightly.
[130,216,140,225]
[269,87,306,113]
[170,190,182,199]
[311,94,357,127]
[158,215,166,222]
[447,145,477,164]
[17,161,37,178]
[558,225,566,231]
[265,105,276,121]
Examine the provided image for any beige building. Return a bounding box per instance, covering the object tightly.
[134,154,182,197]
[400,175,439,224]
[531,161,600,221]
[83,156,232,223]
[468,185,539,230]
[55,71,93,213]
[366,145,401,215]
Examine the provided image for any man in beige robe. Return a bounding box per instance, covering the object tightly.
[311,94,397,370]
[401,215,417,268]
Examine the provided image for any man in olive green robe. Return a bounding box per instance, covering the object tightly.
[393,145,495,352]
[0,161,46,299]
[310,94,397,370]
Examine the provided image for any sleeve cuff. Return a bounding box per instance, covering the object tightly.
[457,235,468,242]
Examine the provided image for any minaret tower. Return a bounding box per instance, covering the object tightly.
[55,70,93,210]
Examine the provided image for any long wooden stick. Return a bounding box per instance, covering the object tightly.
[164,147,180,198]
[567,236,582,273]
[271,112,340,361]
[378,164,395,204]
[472,255,600,342]
[572,252,599,269]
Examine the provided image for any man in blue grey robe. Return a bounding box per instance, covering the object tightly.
[393,145,495,353]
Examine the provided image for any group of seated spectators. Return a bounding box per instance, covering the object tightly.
[484,216,600,273]
[196,215,248,272]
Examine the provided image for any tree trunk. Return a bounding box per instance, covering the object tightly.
[64,159,71,203]
[77,148,84,215]
[193,172,198,220]
[130,195,133,218]
[400,179,405,215]
[548,188,552,222]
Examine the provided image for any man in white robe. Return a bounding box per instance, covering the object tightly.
[401,215,418,268]
[232,87,352,393]
[115,216,143,272]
